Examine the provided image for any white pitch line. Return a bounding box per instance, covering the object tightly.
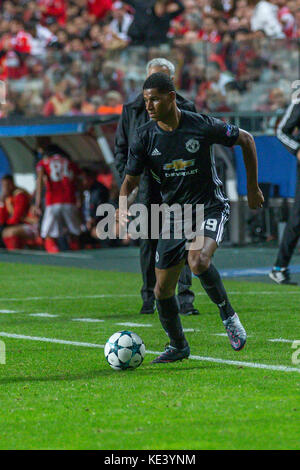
[72,318,104,323]
[268,338,298,344]
[0,332,104,349]
[0,331,299,374]
[1,290,300,302]
[116,322,153,328]
[0,248,93,259]
[29,313,58,318]
[0,309,19,313]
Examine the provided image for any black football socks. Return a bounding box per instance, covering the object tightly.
[156,296,188,349]
[195,263,235,321]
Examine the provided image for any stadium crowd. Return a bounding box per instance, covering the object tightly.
[0,0,298,118]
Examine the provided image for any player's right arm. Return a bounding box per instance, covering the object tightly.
[117,130,146,226]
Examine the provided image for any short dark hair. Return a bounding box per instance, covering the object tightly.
[44,144,69,159]
[143,72,175,94]
[81,167,96,178]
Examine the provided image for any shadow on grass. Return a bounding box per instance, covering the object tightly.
[0,363,209,385]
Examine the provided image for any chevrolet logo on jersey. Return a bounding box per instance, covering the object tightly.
[163,159,195,171]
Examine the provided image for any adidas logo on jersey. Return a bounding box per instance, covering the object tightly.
[151,148,162,156]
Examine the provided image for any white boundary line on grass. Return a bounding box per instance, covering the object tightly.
[0,331,299,374]
[1,290,300,302]
[268,338,296,343]
[0,248,93,259]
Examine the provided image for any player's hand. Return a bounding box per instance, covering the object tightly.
[247,185,264,209]
[297,149,300,161]
[115,208,130,228]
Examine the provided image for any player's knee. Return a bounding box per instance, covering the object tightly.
[154,282,175,300]
[189,250,211,275]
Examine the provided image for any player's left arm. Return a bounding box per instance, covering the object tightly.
[235,129,264,210]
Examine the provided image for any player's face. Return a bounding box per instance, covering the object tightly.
[143,88,174,121]
[1,179,13,198]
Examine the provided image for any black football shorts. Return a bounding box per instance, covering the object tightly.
[155,204,230,270]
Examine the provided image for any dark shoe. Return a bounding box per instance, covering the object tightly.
[179,303,200,316]
[151,344,190,363]
[139,302,155,315]
[269,268,297,285]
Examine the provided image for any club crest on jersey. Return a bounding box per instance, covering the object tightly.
[163,159,195,171]
[185,139,200,153]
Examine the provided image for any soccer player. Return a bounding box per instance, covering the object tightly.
[118,73,264,363]
[115,57,198,316]
[269,98,300,285]
[34,145,82,253]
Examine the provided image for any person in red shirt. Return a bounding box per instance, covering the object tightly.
[38,0,66,26]
[34,145,82,253]
[87,0,113,20]
[198,17,221,43]
[0,174,38,250]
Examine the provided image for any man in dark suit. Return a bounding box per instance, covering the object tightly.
[115,58,200,315]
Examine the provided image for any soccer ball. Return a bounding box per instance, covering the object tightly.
[104,331,146,370]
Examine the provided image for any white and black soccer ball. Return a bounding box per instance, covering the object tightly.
[104,331,146,370]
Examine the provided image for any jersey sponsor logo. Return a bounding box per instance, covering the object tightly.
[163,159,195,171]
[151,148,162,156]
[185,139,200,153]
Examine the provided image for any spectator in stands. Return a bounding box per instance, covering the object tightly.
[109,1,133,42]
[38,0,67,27]
[34,145,82,253]
[0,174,38,250]
[87,0,113,21]
[205,61,235,96]
[125,0,185,46]
[43,81,72,116]
[97,91,123,115]
[80,167,110,246]
[251,0,285,38]
[198,16,221,43]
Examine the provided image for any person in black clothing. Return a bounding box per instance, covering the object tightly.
[115,58,199,316]
[125,0,184,46]
[269,100,300,285]
[80,168,110,245]
[118,73,264,363]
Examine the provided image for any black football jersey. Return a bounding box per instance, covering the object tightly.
[125,110,239,208]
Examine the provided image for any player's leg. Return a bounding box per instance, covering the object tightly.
[188,233,246,352]
[61,204,81,250]
[269,180,300,285]
[152,257,190,363]
[177,262,199,316]
[139,237,157,314]
[2,225,24,249]
[40,205,62,253]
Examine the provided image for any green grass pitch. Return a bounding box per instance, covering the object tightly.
[0,261,299,450]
